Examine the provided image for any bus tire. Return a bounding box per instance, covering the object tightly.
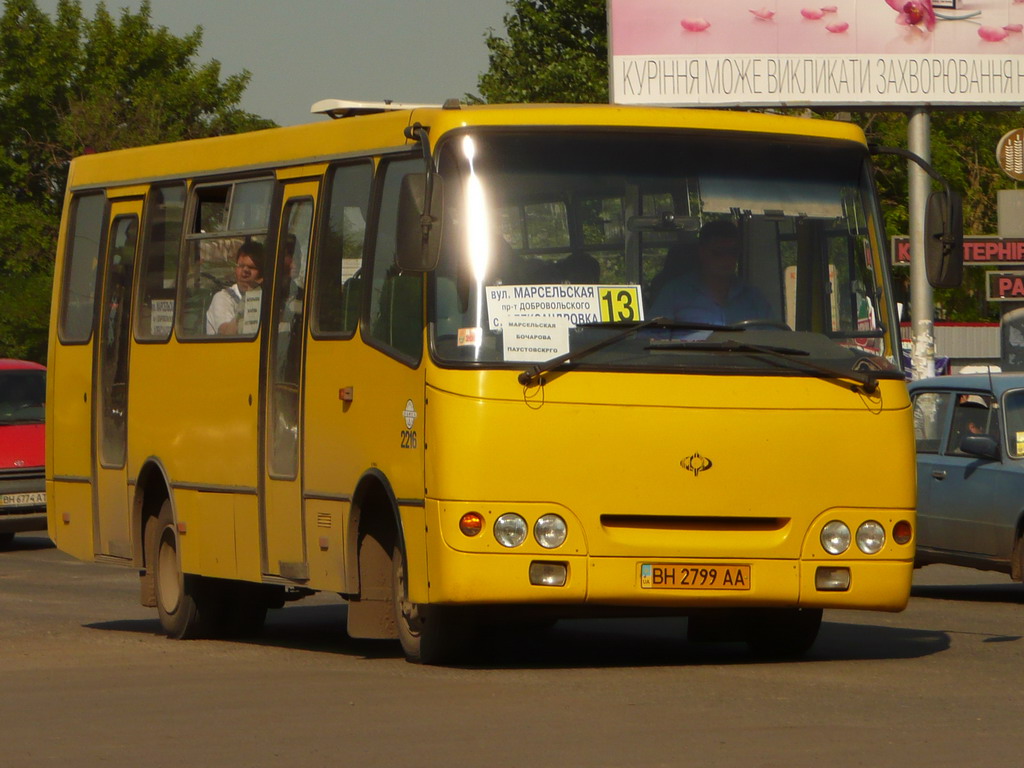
[149,499,217,640]
[0,532,14,549]
[392,544,474,665]
[744,607,822,657]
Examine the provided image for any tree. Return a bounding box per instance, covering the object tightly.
[477,0,607,104]
[477,0,1022,322]
[0,0,273,361]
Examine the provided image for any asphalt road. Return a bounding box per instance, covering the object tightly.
[1,534,1021,768]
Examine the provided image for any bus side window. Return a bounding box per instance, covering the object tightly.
[312,161,373,337]
[59,192,107,343]
[368,157,424,359]
[135,184,185,341]
[178,179,272,339]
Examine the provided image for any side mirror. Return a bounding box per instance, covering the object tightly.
[396,173,443,272]
[959,433,1000,461]
[924,188,963,289]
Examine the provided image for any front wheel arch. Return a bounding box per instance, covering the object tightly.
[346,469,405,597]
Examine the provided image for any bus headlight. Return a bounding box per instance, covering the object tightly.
[856,521,886,554]
[494,513,528,548]
[534,514,567,549]
[821,521,851,555]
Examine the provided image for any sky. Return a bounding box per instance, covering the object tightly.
[35,0,513,126]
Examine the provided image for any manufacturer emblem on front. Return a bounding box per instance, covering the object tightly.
[681,453,713,477]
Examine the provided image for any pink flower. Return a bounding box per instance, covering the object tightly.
[884,0,936,31]
[826,21,850,32]
[801,8,825,18]
[979,25,1009,41]
[1004,23,1023,32]
[749,7,776,20]
[681,17,711,31]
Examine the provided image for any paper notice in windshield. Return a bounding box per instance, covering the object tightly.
[503,317,572,361]
[485,284,644,330]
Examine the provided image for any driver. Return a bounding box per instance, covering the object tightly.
[651,220,772,326]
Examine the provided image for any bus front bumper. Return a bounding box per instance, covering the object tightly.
[423,549,912,613]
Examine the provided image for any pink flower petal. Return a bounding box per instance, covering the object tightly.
[979,25,1009,41]
[891,0,936,30]
[681,17,711,31]
[801,7,825,19]
[749,7,776,20]
[1004,23,1023,32]
[821,5,838,12]
[826,21,849,32]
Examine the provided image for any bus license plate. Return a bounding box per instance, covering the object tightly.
[0,492,45,508]
[640,563,751,590]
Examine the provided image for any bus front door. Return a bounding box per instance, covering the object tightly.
[261,182,317,578]
[93,198,142,559]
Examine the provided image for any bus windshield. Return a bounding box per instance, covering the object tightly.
[431,130,900,380]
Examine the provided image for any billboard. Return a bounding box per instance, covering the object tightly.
[609,0,1024,107]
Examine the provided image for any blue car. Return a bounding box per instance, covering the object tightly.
[909,374,1024,581]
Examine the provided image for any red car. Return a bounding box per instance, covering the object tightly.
[0,359,46,548]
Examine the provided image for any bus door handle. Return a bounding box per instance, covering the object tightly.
[931,470,947,480]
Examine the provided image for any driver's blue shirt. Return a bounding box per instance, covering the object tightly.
[651,277,772,326]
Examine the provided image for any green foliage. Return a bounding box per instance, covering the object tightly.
[856,110,1021,322]
[0,0,274,362]
[476,0,607,104]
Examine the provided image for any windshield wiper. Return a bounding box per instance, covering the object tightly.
[648,338,881,393]
[517,317,741,386]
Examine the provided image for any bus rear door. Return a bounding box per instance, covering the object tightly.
[93,196,143,559]
[261,180,317,578]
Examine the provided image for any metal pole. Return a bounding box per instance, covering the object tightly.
[908,108,935,380]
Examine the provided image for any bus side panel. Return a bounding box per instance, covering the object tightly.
[48,480,95,561]
[196,490,237,579]
[232,492,262,583]
[305,498,348,592]
[48,340,96,556]
[128,341,259,489]
[167,489,260,582]
[399,502,429,604]
[49,340,96,479]
[303,338,426,593]
[128,339,260,581]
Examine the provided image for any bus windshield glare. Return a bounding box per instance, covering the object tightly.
[431,130,899,380]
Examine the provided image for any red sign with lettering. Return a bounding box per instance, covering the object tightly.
[892,237,1024,265]
[987,271,1024,301]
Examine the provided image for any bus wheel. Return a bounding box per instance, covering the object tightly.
[744,608,822,657]
[392,545,474,665]
[0,532,14,549]
[149,499,216,639]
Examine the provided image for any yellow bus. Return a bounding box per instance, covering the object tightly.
[47,101,959,663]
